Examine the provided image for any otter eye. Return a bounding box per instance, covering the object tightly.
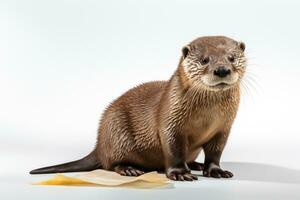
[201,56,210,65]
[228,55,235,63]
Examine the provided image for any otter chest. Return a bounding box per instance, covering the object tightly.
[183,106,226,150]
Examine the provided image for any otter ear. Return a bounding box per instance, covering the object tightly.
[182,45,191,59]
[239,42,246,52]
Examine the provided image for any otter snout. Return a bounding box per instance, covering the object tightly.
[213,66,231,78]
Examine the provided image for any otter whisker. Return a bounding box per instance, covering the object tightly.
[240,79,251,97]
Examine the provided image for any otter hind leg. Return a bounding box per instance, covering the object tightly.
[188,161,204,171]
[114,165,145,176]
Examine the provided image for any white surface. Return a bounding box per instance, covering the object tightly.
[1,0,300,199]
[2,162,300,200]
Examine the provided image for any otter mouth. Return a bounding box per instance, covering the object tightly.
[210,82,231,88]
[205,82,234,91]
[199,74,239,91]
[215,82,228,87]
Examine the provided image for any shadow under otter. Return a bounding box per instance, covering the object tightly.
[221,162,300,184]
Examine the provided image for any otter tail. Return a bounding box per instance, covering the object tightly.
[29,150,101,174]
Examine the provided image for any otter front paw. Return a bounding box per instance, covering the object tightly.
[166,167,198,181]
[203,164,233,178]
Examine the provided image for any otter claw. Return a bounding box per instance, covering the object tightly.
[167,167,198,181]
[203,167,233,178]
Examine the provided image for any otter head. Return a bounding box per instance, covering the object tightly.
[181,36,246,91]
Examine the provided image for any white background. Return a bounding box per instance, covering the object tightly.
[1,0,300,199]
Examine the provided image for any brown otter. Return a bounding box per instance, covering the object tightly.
[30,36,246,181]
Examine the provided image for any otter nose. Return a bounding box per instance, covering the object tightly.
[213,66,231,78]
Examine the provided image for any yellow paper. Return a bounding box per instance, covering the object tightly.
[33,169,171,189]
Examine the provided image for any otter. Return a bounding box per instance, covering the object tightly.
[30,36,246,181]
